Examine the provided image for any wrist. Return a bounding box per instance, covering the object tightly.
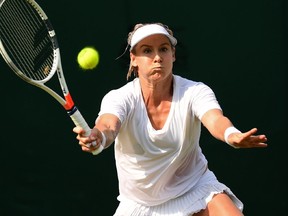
[224,126,241,148]
[100,131,107,148]
[91,131,106,155]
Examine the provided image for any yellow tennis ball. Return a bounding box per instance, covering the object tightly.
[77,47,99,70]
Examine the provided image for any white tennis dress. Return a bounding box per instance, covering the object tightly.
[98,75,243,216]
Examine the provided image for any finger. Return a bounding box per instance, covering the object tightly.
[73,126,82,133]
[78,140,94,148]
[252,134,267,143]
[257,143,268,147]
[90,139,102,149]
[259,134,267,141]
[76,131,95,143]
[81,141,102,153]
[252,143,267,148]
[81,146,92,152]
[245,128,258,136]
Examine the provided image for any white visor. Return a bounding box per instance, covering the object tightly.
[130,24,177,51]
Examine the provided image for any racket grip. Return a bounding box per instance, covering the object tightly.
[68,107,103,155]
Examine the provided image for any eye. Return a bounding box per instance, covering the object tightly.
[160,47,168,52]
[143,48,152,54]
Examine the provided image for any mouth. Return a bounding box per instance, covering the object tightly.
[152,66,163,70]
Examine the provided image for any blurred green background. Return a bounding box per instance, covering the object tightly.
[0,0,287,215]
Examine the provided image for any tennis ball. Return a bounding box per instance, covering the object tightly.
[77,47,99,70]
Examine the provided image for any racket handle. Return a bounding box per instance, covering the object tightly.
[68,107,104,155]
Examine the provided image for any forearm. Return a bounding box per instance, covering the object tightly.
[201,109,246,148]
[201,109,235,142]
[95,113,121,149]
[208,115,234,142]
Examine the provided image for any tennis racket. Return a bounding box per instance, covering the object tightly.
[0,0,103,155]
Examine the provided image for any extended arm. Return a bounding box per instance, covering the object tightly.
[201,109,268,148]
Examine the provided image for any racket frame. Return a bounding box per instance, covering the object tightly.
[0,0,103,154]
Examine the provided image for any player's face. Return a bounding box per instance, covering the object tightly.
[130,34,175,83]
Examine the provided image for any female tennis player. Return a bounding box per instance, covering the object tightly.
[73,22,268,216]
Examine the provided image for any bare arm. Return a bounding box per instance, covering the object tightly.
[73,113,121,154]
[201,109,268,148]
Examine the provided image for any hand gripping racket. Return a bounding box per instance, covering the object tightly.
[0,0,103,155]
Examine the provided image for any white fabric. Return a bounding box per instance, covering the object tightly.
[98,75,243,214]
[113,169,243,216]
[130,24,177,50]
[224,126,241,148]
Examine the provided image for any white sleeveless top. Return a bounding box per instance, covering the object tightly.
[98,75,222,206]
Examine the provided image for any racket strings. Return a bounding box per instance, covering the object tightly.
[0,0,55,81]
[1,1,38,74]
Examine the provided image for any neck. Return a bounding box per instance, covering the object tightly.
[140,75,173,106]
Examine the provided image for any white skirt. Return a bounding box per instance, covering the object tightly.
[113,169,244,216]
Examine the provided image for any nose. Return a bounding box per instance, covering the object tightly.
[154,52,162,62]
